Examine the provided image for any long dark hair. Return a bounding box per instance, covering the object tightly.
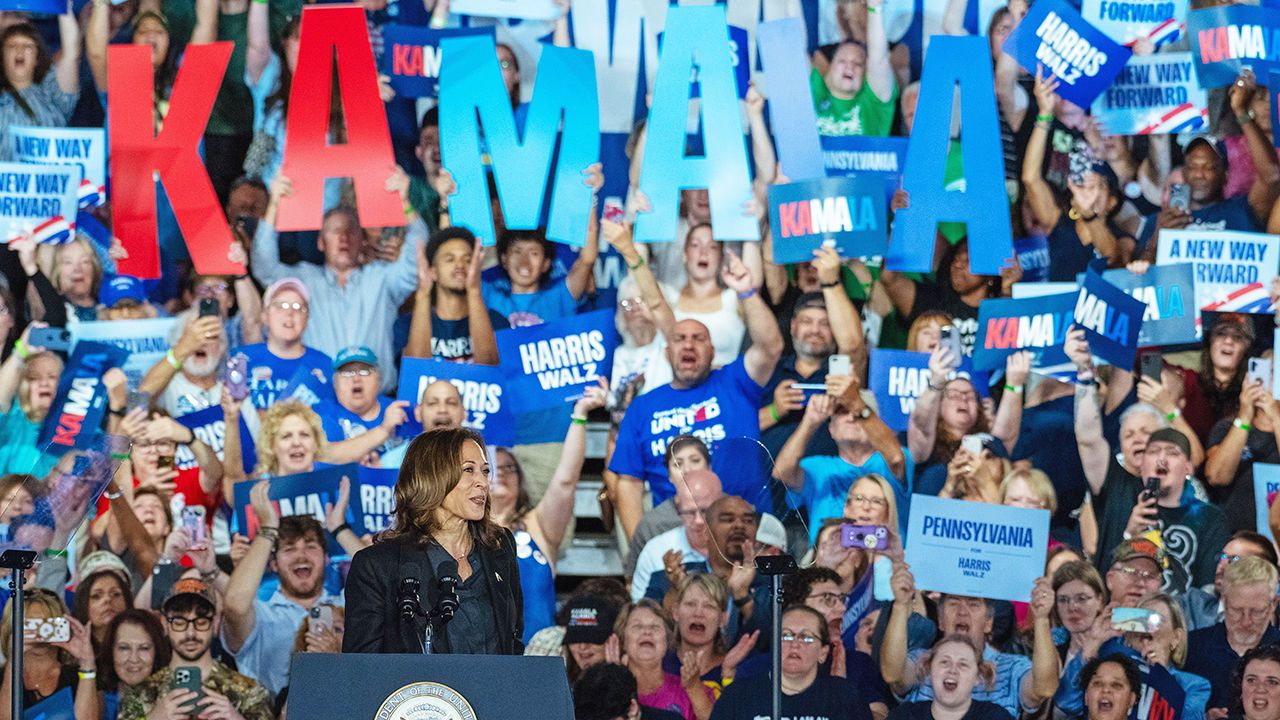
[382,427,505,549]
[0,24,52,119]
[72,570,135,635]
[132,12,178,103]
[96,609,170,693]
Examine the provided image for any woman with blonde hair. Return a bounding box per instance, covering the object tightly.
[1000,468,1058,515]
[907,312,952,353]
[343,427,522,655]
[0,324,65,476]
[887,634,1008,720]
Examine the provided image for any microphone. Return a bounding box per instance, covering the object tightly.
[435,559,460,621]
[399,562,424,622]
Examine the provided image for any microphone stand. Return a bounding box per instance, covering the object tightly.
[402,580,459,654]
[2,548,37,720]
[755,554,798,720]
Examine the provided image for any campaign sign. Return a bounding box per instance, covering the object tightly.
[495,309,617,414]
[68,318,177,390]
[1074,269,1146,368]
[173,405,257,477]
[0,162,80,242]
[1188,5,1280,89]
[1156,229,1280,311]
[1098,263,1197,346]
[1255,463,1280,541]
[1003,0,1132,108]
[820,135,908,203]
[869,350,990,432]
[233,464,364,555]
[972,292,1078,371]
[840,569,877,650]
[1015,235,1051,283]
[37,341,128,454]
[767,176,887,264]
[10,127,107,197]
[278,365,337,409]
[1091,53,1207,135]
[1080,0,1184,46]
[904,494,1051,602]
[449,0,558,20]
[379,25,494,98]
[397,357,514,447]
[0,0,63,13]
[355,466,398,535]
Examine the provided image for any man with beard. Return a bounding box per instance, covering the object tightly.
[631,469,725,602]
[223,485,340,699]
[404,226,505,364]
[238,277,332,413]
[1187,557,1280,718]
[379,379,466,468]
[315,346,410,462]
[1093,427,1229,593]
[610,250,784,538]
[119,578,273,720]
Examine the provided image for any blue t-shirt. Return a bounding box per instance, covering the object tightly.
[316,396,403,457]
[796,454,906,543]
[1010,394,1087,530]
[482,277,579,328]
[609,358,766,505]
[239,343,331,412]
[1138,194,1259,248]
[514,529,556,645]
[431,309,510,361]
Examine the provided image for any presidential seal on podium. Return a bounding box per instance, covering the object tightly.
[375,681,477,720]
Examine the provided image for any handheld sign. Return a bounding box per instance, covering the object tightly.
[767,176,887,264]
[1155,229,1280,311]
[449,0,559,20]
[1003,0,1132,108]
[869,350,989,432]
[397,357,515,447]
[973,292,1077,372]
[278,365,337,409]
[10,127,107,198]
[37,341,128,455]
[1091,53,1207,135]
[174,405,257,477]
[1097,263,1197,346]
[355,467,397,535]
[1080,0,1184,46]
[1188,5,1280,89]
[0,162,80,243]
[0,0,63,11]
[68,318,177,390]
[233,464,365,554]
[1016,235,1051,283]
[1255,463,1280,541]
[820,136,908,203]
[659,25,750,100]
[1074,269,1146,368]
[380,25,495,99]
[757,18,825,181]
[495,309,617,414]
[904,494,1051,602]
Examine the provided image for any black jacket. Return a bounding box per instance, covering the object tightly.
[341,529,524,655]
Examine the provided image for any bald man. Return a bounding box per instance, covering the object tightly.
[630,469,726,601]
[378,380,466,468]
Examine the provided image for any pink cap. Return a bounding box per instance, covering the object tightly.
[263,277,310,307]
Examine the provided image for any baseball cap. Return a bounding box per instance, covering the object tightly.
[1111,535,1167,570]
[77,550,132,587]
[161,577,216,612]
[756,512,787,551]
[793,292,827,314]
[99,275,146,308]
[263,277,310,308]
[563,595,618,645]
[1186,136,1230,172]
[1210,313,1256,344]
[333,346,377,372]
[1146,427,1191,459]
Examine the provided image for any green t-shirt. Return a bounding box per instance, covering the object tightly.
[810,67,898,137]
[206,11,252,137]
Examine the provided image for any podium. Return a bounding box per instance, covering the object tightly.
[288,653,575,718]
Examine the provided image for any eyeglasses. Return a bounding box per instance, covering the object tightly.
[135,439,177,452]
[195,282,228,297]
[3,41,37,52]
[166,615,213,631]
[620,297,646,312]
[848,493,887,507]
[1220,553,1243,564]
[1056,593,1097,607]
[1226,606,1273,622]
[1115,566,1161,582]
[807,592,849,608]
[780,631,821,645]
[944,389,977,402]
[337,368,374,378]
[269,301,308,314]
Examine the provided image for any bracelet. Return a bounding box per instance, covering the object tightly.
[734,594,752,605]
[866,4,879,12]
[403,204,416,219]
[108,406,125,417]
[12,338,29,360]
[570,416,588,425]
[180,427,196,445]
[77,670,96,681]
[437,203,449,215]
[103,487,123,500]
[1003,384,1023,394]
[1238,111,1254,125]
[429,15,447,28]
[44,548,67,558]
[736,288,758,301]
[820,279,841,288]
[1234,418,1252,432]
[331,522,354,537]
[926,380,944,392]
[1165,408,1181,422]
[251,0,267,5]
[165,349,182,370]
[1036,113,1054,123]
[627,255,645,270]
[767,403,780,423]
[257,527,280,542]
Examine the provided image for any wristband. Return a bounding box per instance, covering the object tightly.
[257,527,280,542]
[1036,113,1054,124]
[734,594,752,605]
[627,255,645,270]
[404,203,416,219]
[767,403,780,423]
[736,288,758,301]
[429,15,447,28]
[165,349,182,370]
[12,338,29,360]
[926,380,944,392]
[44,548,67,558]
[866,4,879,11]
[77,670,96,681]
[331,522,354,537]
[1238,111,1255,126]
[437,203,449,215]
[1165,408,1181,422]
[252,0,267,5]
[1234,418,1252,432]
[820,279,841,288]
[1003,384,1023,394]
[570,416,588,425]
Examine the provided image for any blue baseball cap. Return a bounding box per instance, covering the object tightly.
[99,274,146,307]
[333,346,377,372]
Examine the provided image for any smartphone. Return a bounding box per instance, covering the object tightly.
[792,382,826,406]
[1169,183,1190,212]
[150,561,184,610]
[1112,607,1163,633]
[939,326,963,366]
[828,354,852,377]
[872,555,895,601]
[225,353,250,401]
[197,297,219,318]
[172,665,203,707]
[181,505,207,547]
[156,454,174,470]
[603,196,625,224]
[28,327,71,352]
[1142,476,1160,501]
[1249,357,1273,391]
[961,434,985,456]
[1140,353,1163,383]
[24,617,71,644]
[234,215,259,241]
[311,604,334,632]
[126,389,151,414]
[841,524,889,551]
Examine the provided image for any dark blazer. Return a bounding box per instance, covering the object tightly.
[342,528,524,655]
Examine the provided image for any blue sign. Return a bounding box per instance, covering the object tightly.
[634,5,755,243]
[1003,0,1132,108]
[1074,269,1146,368]
[0,0,62,12]
[1091,53,1208,135]
[174,405,257,477]
[25,687,73,720]
[904,494,1051,602]
[840,569,878,651]
[1189,6,1280,89]
[439,36,599,246]
[279,364,337,409]
[888,36,1012,276]
[820,135,908,204]
[232,464,364,555]
[380,25,495,98]
[767,176,887,264]
[1080,0,1185,46]
[11,127,107,198]
[1097,263,1197,346]
[758,18,825,181]
[495,309,617,414]
[1015,235,1051,283]
[869,350,989,432]
[355,466,398,536]
[0,162,81,243]
[396,357,515,447]
[1255,463,1280,541]
[659,25,749,100]
[972,292,1078,372]
[37,341,127,455]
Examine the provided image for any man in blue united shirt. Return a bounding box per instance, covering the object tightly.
[314,346,410,462]
[609,250,783,539]
[238,277,331,413]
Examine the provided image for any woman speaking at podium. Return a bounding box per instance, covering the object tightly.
[342,427,524,654]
